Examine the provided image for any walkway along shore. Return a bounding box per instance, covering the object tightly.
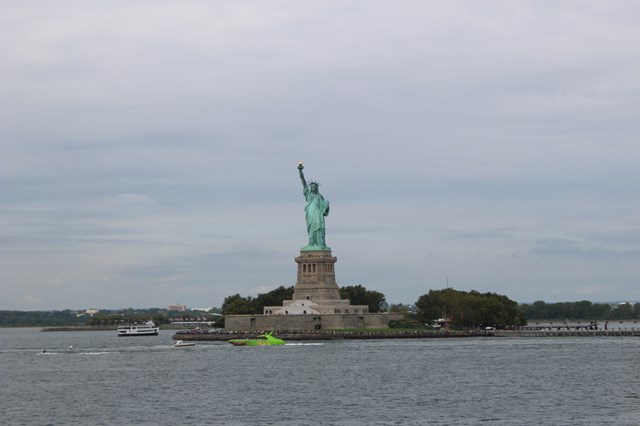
[39,326,640,338]
[172,330,492,341]
[173,328,640,341]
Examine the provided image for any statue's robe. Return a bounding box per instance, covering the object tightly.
[303,186,330,248]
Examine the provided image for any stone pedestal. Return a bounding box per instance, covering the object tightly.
[263,250,369,316]
[293,250,340,301]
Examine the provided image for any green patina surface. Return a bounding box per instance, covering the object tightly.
[298,162,330,251]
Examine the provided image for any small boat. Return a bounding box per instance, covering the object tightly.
[117,320,159,336]
[172,340,196,348]
[228,332,285,346]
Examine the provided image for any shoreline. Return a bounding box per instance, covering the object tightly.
[172,330,493,341]
[37,327,640,338]
[174,328,640,341]
[41,326,115,332]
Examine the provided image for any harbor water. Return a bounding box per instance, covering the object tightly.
[1,328,639,425]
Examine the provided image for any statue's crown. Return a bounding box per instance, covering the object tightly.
[309,180,319,186]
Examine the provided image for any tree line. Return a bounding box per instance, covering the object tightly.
[521,300,640,321]
[85,312,171,326]
[3,289,638,328]
[221,285,295,315]
[0,308,212,327]
[0,310,85,327]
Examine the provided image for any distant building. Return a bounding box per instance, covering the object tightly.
[85,308,100,316]
[168,304,187,312]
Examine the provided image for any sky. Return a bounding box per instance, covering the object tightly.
[2,1,640,310]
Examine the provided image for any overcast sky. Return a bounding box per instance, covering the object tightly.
[2,1,639,310]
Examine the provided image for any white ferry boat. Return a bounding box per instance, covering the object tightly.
[117,320,159,336]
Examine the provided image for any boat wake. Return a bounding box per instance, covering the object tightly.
[285,343,324,346]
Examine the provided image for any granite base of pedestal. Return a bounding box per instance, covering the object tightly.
[224,313,403,332]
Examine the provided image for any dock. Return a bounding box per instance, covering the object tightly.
[495,329,640,337]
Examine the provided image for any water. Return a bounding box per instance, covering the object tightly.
[1,328,639,425]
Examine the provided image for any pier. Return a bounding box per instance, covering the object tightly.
[495,329,640,337]
[496,320,640,337]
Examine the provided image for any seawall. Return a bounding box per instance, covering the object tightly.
[173,330,492,341]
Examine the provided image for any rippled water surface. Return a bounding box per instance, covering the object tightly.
[1,328,639,425]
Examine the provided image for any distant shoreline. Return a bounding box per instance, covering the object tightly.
[41,326,115,332]
[39,325,197,332]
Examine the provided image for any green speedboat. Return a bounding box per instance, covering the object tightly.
[228,332,285,346]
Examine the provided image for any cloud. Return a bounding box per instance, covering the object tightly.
[532,238,640,260]
[102,193,155,205]
[2,1,640,309]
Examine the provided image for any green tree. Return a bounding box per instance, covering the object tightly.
[221,294,255,315]
[415,288,524,327]
[592,303,614,319]
[254,286,294,311]
[519,301,616,321]
[415,288,461,323]
[574,300,593,319]
[222,287,295,316]
[339,285,388,313]
[612,303,634,320]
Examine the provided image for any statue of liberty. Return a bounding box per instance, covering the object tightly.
[298,162,330,250]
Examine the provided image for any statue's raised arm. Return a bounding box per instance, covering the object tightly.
[298,161,307,189]
[297,162,330,251]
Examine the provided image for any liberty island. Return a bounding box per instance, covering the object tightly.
[224,163,402,331]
